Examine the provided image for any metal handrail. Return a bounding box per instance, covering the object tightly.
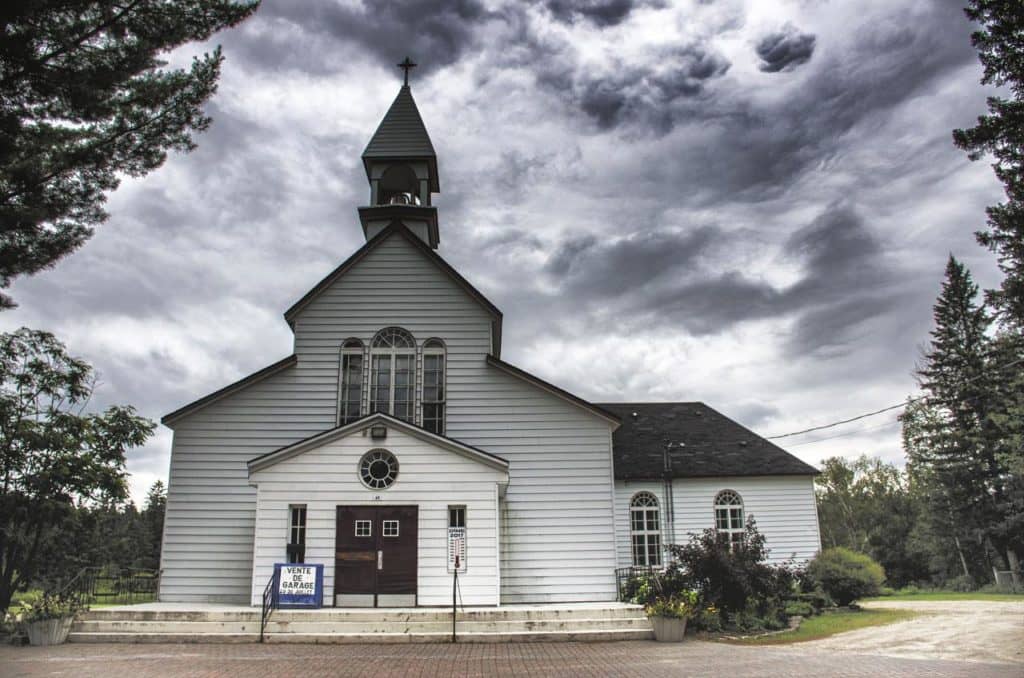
[56,566,160,606]
[260,570,278,643]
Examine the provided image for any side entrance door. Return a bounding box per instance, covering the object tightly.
[335,505,418,607]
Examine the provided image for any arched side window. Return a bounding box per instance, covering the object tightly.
[338,338,364,425]
[370,327,415,422]
[421,339,446,435]
[630,492,662,567]
[714,490,745,547]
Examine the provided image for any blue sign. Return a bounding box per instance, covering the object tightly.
[273,563,323,608]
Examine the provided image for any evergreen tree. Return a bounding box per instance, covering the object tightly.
[0,1,259,308]
[142,480,166,570]
[909,256,1020,580]
[954,1,1024,325]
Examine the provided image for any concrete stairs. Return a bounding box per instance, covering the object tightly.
[69,604,653,644]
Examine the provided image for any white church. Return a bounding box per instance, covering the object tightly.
[158,73,821,609]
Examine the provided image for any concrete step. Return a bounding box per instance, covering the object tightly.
[79,604,645,624]
[73,616,652,635]
[68,628,653,644]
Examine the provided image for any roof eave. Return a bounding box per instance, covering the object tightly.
[161,354,298,427]
[485,355,621,427]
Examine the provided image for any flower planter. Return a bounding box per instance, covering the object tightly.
[650,615,687,642]
[25,617,74,646]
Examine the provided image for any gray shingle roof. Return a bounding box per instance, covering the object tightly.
[596,402,819,479]
[363,85,436,156]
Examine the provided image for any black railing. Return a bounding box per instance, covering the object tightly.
[58,567,160,606]
[614,566,657,602]
[260,570,278,643]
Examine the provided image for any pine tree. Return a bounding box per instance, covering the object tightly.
[953,1,1024,325]
[0,1,259,308]
[910,256,1019,580]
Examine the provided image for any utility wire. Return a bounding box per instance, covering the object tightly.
[765,356,1024,441]
[783,417,903,447]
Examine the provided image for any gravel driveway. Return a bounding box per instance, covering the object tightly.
[802,599,1024,665]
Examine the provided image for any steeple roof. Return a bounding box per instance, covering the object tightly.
[362,85,439,191]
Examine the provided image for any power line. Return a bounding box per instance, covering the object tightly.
[783,418,903,447]
[765,356,1024,441]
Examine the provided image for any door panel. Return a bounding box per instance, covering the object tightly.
[335,506,377,606]
[376,505,418,598]
[335,505,417,607]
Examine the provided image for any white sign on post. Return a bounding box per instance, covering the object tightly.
[447,526,467,572]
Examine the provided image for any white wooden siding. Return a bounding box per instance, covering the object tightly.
[161,231,618,604]
[615,476,821,567]
[249,425,506,606]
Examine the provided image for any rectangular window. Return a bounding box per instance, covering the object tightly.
[370,355,391,414]
[449,506,465,528]
[355,520,371,537]
[393,354,413,421]
[339,353,363,424]
[383,520,399,537]
[422,353,445,435]
[287,505,306,563]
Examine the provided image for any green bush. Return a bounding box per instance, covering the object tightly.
[668,518,799,631]
[784,600,814,617]
[807,548,885,606]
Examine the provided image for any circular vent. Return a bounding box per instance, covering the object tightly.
[359,449,399,489]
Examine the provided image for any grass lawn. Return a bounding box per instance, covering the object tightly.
[722,608,919,645]
[863,591,1024,603]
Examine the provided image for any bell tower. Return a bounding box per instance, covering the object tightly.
[359,57,440,249]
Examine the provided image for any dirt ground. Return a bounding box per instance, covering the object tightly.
[800,599,1024,665]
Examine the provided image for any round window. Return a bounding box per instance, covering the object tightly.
[359,449,399,489]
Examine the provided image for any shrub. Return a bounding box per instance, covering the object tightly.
[807,548,885,605]
[945,575,976,592]
[784,600,814,617]
[668,518,800,631]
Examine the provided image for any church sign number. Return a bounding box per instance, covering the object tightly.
[274,563,324,608]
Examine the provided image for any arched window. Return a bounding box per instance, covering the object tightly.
[421,339,446,435]
[630,492,661,567]
[339,338,364,425]
[714,490,745,547]
[370,327,415,422]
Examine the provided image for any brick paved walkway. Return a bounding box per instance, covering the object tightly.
[0,641,1017,678]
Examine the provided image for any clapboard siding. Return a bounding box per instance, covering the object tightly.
[614,477,821,568]
[161,230,619,604]
[249,425,505,606]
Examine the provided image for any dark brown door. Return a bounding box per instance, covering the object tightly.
[335,505,418,607]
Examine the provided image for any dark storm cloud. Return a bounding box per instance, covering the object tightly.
[544,0,662,27]
[576,45,731,131]
[756,24,816,73]
[233,0,494,75]
[531,204,907,355]
[544,226,719,295]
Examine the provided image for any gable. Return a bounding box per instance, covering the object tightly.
[599,402,818,479]
[284,224,503,355]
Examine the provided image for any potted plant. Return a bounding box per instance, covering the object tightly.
[17,593,86,646]
[645,590,697,642]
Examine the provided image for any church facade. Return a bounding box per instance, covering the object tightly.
[158,79,820,608]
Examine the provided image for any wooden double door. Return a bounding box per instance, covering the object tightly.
[335,505,418,607]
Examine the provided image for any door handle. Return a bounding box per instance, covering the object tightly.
[377,550,383,570]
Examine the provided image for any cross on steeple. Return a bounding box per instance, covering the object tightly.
[397,57,417,86]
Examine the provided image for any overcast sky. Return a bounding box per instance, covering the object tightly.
[1,0,1004,502]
